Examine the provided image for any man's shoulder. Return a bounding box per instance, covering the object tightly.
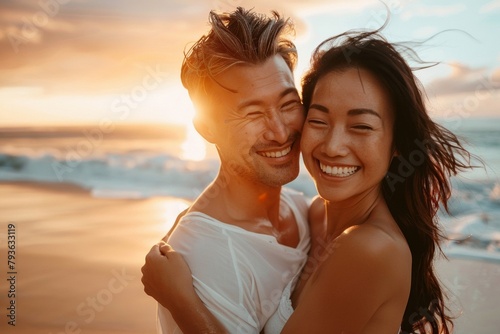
[282,187,308,211]
[281,186,304,197]
[167,212,225,246]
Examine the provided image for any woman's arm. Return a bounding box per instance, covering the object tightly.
[281,225,411,333]
[141,242,228,334]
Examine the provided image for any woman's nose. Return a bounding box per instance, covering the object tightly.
[322,127,349,157]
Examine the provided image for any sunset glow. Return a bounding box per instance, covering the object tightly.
[181,122,207,161]
[0,1,498,130]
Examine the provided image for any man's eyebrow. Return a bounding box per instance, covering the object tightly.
[308,105,381,119]
[279,87,300,99]
[237,87,299,110]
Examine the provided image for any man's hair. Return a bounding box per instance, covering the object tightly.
[180,7,297,98]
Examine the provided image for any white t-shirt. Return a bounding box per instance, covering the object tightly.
[263,272,299,334]
[157,188,310,334]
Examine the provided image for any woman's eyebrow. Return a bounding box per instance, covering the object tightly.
[308,105,381,119]
[347,108,381,119]
[308,104,329,113]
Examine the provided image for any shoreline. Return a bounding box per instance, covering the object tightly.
[0,179,92,194]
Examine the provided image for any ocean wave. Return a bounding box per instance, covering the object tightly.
[441,211,500,262]
[490,183,500,203]
[2,151,500,262]
[0,152,218,199]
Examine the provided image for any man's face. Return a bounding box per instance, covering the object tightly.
[204,55,305,188]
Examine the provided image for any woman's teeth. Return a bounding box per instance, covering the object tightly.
[319,163,358,177]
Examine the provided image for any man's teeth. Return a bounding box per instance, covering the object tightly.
[261,146,292,158]
[319,163,358,177]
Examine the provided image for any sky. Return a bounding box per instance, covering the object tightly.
[0,0,499,128]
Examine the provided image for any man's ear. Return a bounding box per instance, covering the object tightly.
[193,115,216,144]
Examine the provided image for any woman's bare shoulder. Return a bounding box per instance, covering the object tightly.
[285,219,412,333]
[311,223,412,302]
[335,221,410,268]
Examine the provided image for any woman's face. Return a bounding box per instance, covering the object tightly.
[301,67,396,203]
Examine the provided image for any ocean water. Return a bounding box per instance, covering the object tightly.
[1,119,499,262]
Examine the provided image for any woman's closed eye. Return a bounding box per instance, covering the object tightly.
[306,118,328,126]
[352,124,374,131]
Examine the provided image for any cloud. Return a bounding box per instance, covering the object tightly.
[1,0,359,126]
[425,63,500,119]
[426,63,500,96]
[2,0,497,125]
[210,0,377,15]
[479,0,500,13]
[0,1,221,94]
[400,3,467,20]
[493,67,500,82]
[0,0,340,95]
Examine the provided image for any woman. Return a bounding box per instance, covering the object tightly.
[143,28,473,333]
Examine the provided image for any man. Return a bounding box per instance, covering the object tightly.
[141,7,310,333]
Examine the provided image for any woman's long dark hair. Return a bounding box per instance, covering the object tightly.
[301,27,475,333]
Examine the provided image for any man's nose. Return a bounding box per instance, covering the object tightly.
[263,111,289,144]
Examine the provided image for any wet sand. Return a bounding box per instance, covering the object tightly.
[0,181,498,333]
[0,182,189,334]
[436,256,500,333]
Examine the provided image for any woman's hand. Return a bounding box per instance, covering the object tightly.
[141,241,228,333]
[141,241,196,312]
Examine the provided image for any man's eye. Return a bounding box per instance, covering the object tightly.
[281,100,302,112]
[247,111,263,117]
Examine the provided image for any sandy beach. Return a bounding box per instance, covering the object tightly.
[0,181,499,333]
[0,182,189,334]
[435,257,500,334]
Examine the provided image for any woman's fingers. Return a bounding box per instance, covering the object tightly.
[159,241,174,256]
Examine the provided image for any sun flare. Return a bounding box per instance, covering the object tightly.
[181,122,207,161]
[161,199,191,232]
